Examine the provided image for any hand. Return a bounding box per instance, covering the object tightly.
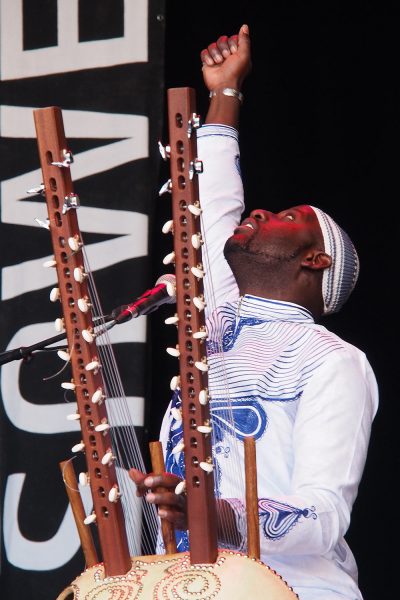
[129,467,188,530]
[200,24,252,93]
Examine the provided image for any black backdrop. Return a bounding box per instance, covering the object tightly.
[148,2,399,599]
[0,2,397,599]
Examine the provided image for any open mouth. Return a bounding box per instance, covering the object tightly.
[234,218,257,234]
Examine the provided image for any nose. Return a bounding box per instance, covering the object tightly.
[250,209,271,222]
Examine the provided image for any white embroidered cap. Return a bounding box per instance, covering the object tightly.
[310,206,360,315]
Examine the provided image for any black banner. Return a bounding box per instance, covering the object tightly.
[0,1,165,597]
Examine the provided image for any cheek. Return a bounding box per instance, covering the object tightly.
[253,229,295,249]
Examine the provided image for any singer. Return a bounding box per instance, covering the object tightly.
[131,24,379,600]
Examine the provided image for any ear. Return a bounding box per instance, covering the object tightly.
[301,250,332,271]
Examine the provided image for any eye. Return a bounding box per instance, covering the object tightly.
[284,214,295,221]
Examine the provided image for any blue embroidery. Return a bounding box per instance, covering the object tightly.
[166,392,301,472]
[164,390,189,551]
[165,390,185,479]
[226,317,266,352]
[234,154,242,177]
[175,530,189,552]
[259,498,317,541]
[211,398,268,442]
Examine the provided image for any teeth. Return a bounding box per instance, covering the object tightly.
[245,223,253,229]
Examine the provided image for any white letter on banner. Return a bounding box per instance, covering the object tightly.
[0,0,148,80]
[3,470,142,569]
[1,323,146,434]
[3,473,94,570]
[0,107,149,301]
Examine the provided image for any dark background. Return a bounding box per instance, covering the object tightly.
[148,2,399,598]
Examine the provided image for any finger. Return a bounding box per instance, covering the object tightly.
[129,468,148,496]
[129,467,146,483]
[200,48,214,66]
[228,34,239,54]
[216,35,231,58]
[158,508,187,530]
[146,491,186,509]
[207,42,224,64]
[144,472,183,490]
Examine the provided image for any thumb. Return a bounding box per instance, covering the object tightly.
[238,23,250,47]
[129,467,145,483]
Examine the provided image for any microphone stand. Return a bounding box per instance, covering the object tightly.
[0,332,67,366]
[0,316,117,367]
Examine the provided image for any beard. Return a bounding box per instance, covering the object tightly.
[224,235,308,266]
[223,234,313,292]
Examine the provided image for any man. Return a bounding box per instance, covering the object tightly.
[131,25,378,599]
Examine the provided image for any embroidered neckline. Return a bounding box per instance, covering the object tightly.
[234,295,314,324]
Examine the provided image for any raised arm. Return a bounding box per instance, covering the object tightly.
[197,26,252,311]
[201,24,252,127]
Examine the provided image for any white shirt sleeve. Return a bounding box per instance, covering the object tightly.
[258,343,379,557]
[196,125,243,314]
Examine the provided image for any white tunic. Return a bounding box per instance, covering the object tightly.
[160,124,378,600]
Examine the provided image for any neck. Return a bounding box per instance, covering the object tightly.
[236,282,324,320]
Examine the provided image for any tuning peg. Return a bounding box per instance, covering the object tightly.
[68,235,82,252]
[72,441,85,453]
[191,233,203,249]
[108,486,121,503]
[79,472,89,486]
[85,359,100,372]
[73,267,87,283]
[92,388,105,404]
[175,480,186,495]
[159,179,172,196]
[199,388,210,405]
[200,460,214,473]
[57,349,70,362]
[191,264,205,279]
[62,193,80,214]
[189,158,203,180]
[166,346,180,358]
[83,512,96,525]
[188,202,202,216]
[49,287,60,302]
[197,422,212,434]
[193,327,207,340]
[193,295,206,311]
[101,450,115,465]
[162,219,174,234]
[95,420,110,434]
[170,407,182,422]
[187,113,201,138]
[170,375,180,391]
[61,381,76,391]
[163,251,175,265]
[195,357,208,372]
[82,328,95,343]
[165,314,179,325]
[158,141,171,160]
[77,297,91,313]
[171,440,185,455]
[35,217,50,229]
[66,413,81,421]
[27,184,45,195]
[54,318,65,332]
[51,149,74,168]
[43,258,57,268]
[166,280,176,297]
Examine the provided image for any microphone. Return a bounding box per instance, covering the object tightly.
[111,274,176,324]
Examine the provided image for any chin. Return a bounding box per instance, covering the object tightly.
[223,239,250,282]
[224,234,248,257]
